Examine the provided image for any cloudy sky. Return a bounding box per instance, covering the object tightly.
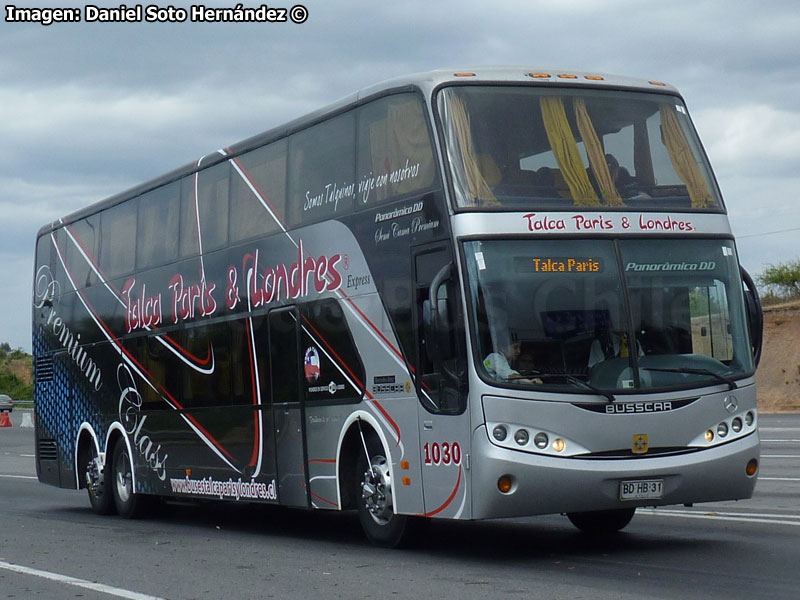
[2,0,798,351]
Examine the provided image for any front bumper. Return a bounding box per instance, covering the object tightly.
[470,425,759,519]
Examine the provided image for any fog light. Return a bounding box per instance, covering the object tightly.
[497,475,515,493]
[514,429,529,446]
[492,425,508,442]
[552,438,566,453]
[534,432,549,449]
[705,429,714,442]
[746,459,758,476]
[717,422,729,438]
[745,411,754,426]
[731,417,742,433]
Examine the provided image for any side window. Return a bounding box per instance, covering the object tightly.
[196,162,230,253]
[300,299,364,403]
[64,215,100,289]
[230,140,287,243]
[269,308,300,404]
[288,112,355,226]
[414,246,466,414]
[179,176,200,258]
[137,183,180,269]
[179,321,250,407]
[356,93,438,206]
[100,200,137,280]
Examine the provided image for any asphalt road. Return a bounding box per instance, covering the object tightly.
[1,411,798,600]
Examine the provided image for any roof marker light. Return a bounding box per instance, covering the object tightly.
[649,81,667,86]
[528,72,551,78]
[585,75,604,81]
[558,74,578,79]
[454,72,476,77]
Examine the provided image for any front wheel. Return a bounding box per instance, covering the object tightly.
[567,508,635,535]
[110,442,149,518]
[355,441,410,547]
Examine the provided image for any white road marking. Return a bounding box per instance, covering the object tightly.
[639,508,800,527]
[762,455,800,458]
[0,560,164,600]
[759,477,800,482]
[0,474,37,480]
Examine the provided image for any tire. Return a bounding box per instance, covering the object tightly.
[86,444,115,515]
[110,442,149,519]
[567,508,636,535]
[355,438,410,548]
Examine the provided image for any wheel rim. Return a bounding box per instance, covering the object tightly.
[115,450,133,504]
[86,452,104,498]
[360,454,393,525]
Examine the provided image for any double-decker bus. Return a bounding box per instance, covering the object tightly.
[33,68,763,546]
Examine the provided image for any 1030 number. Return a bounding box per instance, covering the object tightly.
[423,442,462,466]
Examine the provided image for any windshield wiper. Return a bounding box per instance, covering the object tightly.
[519,370,616,403]
[643,367,738,390]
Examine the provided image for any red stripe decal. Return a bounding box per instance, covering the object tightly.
[422,465,463,517]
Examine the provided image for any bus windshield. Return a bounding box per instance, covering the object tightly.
[439,85,722,211]
[464,238,754,394]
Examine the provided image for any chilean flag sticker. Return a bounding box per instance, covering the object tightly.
[304,346,321,383]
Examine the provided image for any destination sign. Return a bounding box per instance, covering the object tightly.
[515,256,602,273]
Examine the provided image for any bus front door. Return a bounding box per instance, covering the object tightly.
[268,307,309,508]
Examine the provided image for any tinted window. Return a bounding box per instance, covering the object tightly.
[230,140,287,242]
[65,216,100,289]
[300,299,364,403]
[100,201,137,280]
[137,183,180,269]
[288,112,355,225]
[196,162,230,252]
[356,93,437,206]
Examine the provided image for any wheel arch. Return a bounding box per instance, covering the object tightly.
[74,423,101,490]
[335,410,394,511]
[104,423,137,492]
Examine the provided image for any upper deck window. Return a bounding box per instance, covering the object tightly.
[438,86,722,212]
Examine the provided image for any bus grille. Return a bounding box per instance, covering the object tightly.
[578,447,700,459]
[35,356,54,383]
[38,439,58,461]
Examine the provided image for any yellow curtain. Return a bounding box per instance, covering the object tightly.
[448,94,498,207]
[385,98,436,196]
[659,105,713,208]
[573,99,623,206]
[540,97,600,206]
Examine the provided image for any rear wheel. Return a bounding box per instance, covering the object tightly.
[86,444,114,515]
[567,508,635,534]
[355,439,410,547]
[111,442,149,518]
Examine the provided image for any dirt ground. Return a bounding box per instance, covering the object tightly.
[756,301,800,413]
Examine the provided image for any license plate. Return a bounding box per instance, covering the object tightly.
[620,479,664,501]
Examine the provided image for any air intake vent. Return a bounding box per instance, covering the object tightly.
[38,439,58,461]
[35,355,54,383]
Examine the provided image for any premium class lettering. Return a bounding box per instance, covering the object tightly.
[34,265,102,391]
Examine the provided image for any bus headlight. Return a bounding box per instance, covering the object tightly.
[534,432,549,449]
[717,422,729,438]
[745,411,755,426]
[492,425,508,442]
[514,429,529,446]
[731,417,742,433]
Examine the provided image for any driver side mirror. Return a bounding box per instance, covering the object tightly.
[740,267,763,367]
